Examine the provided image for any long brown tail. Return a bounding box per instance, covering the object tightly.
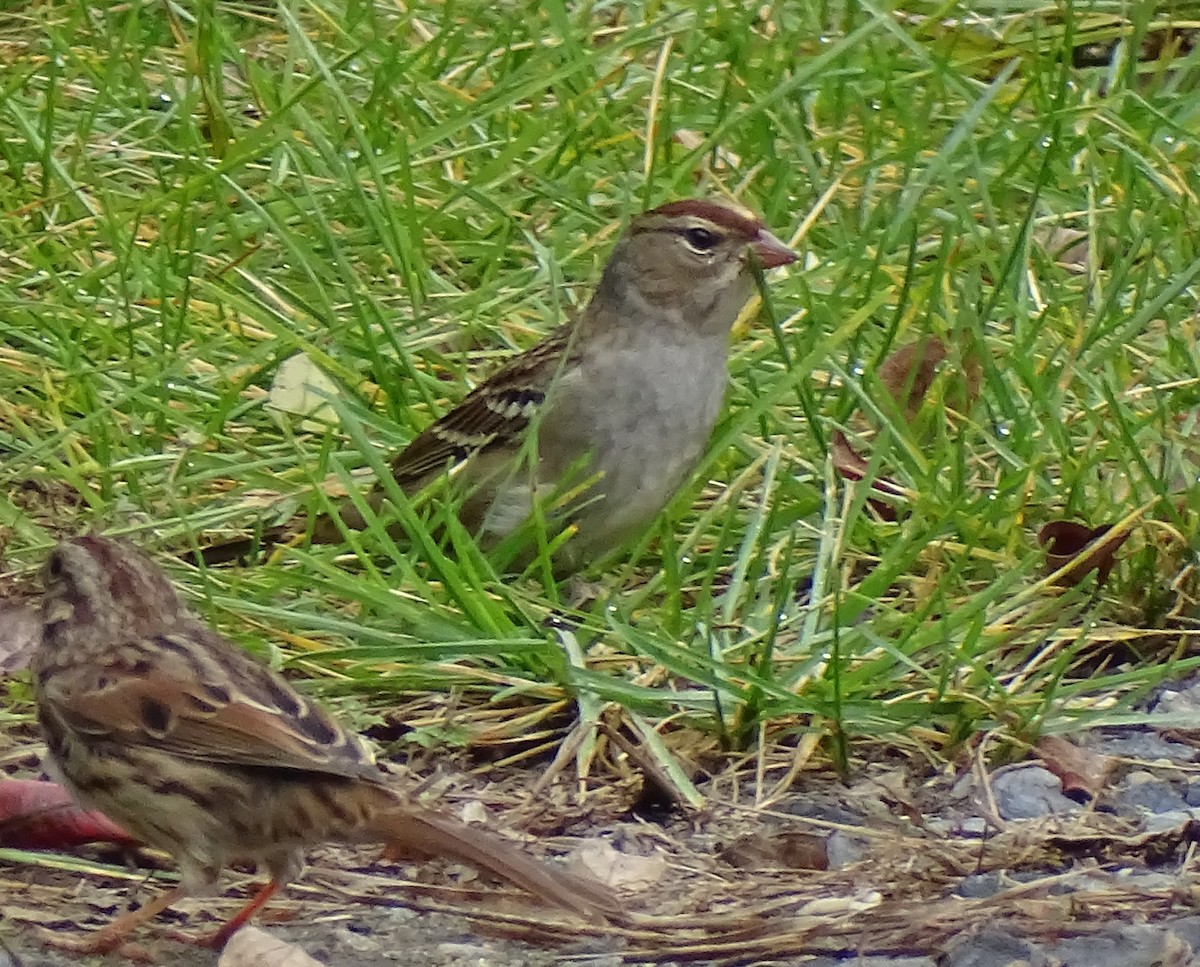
[368,804,623,923]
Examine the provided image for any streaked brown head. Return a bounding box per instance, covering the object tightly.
[40,536,187,654]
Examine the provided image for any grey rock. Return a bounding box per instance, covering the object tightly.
[942,928,1036,967]
[807,958,934,967]
[1090,729,1196,763]
[955,872,1004,898]
[826,830,867,868]
[991,766,1081,820]
[1048,923,1191,967]
[1116,770,1187,814]
[1150,681,1200,717]
[778,799,866,826]
[1141,808,1200,833]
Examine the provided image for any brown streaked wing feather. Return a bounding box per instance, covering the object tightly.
[44,631,378,782]
[388,325,577,488]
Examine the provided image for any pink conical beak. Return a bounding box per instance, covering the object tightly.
[751,229,797,270]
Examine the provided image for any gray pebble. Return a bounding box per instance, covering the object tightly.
[991,766,1081,820]
[942,928,1035,967]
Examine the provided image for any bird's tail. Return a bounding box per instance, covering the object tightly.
[366,803,622,923]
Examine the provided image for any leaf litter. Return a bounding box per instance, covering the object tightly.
[6,693,1200,966]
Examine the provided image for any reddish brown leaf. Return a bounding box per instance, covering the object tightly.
[878,337,948,419]
[0,779,137,849]
[719,829,830,871]
[831,430,870,481]
[1034,735,1117,800]
[1038,520,1131,587]
[831,431,907,521]
[876,335,982,423]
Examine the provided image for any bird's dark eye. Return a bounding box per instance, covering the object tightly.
[45,553,65,579]
[681,227,719,252]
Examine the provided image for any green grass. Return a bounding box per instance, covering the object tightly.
[3,1,1200,790]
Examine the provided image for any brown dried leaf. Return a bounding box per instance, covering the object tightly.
[876,335,982,424]
[673,128,705,152]
[1033,225,1091,273]
[1158,929,1195,967]
[853,768,923,827]
[1042,817,1200,864]
[1033,735,1117,800]
[10,478,83,520]
[877,337,948,419]
[831,431,907,521]
[574,840,667,891]
[831,430,870,480]
[1038,520,1131,587]
[1073,25,1198,68]
[219,926,325,967]
[719,829,830,872]
[672,129,741,169]
[266,352,340,432]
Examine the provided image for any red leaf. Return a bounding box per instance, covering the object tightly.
[0,779,137,849]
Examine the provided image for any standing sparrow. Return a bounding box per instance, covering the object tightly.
[314,197,796,572]
[33,535,620,953]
